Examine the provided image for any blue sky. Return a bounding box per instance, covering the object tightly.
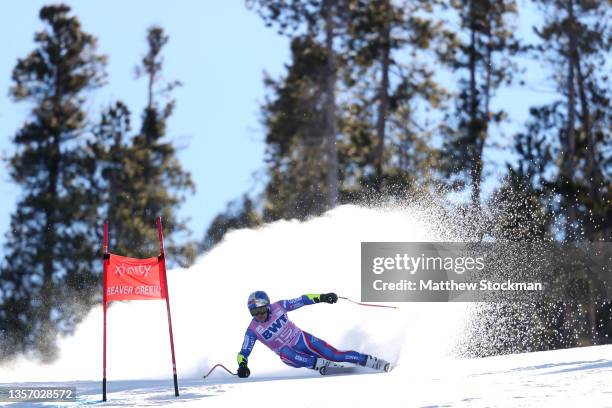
[0,1,556,252]
[0,1,289,249]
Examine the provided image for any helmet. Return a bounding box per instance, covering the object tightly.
[247,291,270,317]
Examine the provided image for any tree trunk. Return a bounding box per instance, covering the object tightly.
[323,0,338,208]
[375,10,391,193]
[468,1,481,209]
[573,53,601,239]
[565,0,577,238]
[37,65,63,358]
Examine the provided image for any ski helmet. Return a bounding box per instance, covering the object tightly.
[247,291,270,317]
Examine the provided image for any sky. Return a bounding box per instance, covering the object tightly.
[0,1,556,252]
[0,1,290,250]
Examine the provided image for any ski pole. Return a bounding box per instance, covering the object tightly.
[339,296,398,309]
[202,363,237,379]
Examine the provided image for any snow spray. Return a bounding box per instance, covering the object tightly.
[0,204,473,382]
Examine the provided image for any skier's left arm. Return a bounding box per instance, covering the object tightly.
[236,329,257,378]
[280,293,338,312]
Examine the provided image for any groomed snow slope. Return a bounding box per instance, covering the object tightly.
[1,205,610,407]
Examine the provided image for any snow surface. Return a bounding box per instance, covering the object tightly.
[3,344,612,407]
[1,205,611,407]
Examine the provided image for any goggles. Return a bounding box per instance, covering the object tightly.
[250,305,269,316]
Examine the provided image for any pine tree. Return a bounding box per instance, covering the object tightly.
[261,36,330,220]
[200,195,262,252]
[341,0,446,196]
[490,108,557,242]
[0,5,106,361]
[248,0,349,209]
[90,101,141,256]
[438,0,521,209]
[105,26,196,265]
[489,0,612,350]
[532,0,611,241]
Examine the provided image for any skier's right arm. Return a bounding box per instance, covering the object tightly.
[237,329,257,378]
[280,293,338,311]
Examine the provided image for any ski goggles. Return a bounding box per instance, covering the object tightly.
[250,306,269,316]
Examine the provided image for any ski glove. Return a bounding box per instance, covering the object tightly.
[320,293,338,304]
[237,363,250,378]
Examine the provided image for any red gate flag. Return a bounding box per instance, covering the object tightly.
[105,254,166,301]
[102,218,179,402]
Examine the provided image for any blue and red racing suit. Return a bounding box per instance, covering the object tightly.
[237,294,367,369]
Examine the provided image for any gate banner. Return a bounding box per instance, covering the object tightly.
[105,253,166,301]
[102,218,179,402]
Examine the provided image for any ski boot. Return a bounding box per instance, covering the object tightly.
[312,357,343,375]
[363,355,392,372]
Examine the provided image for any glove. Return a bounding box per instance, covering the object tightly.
[237,363,250,378]
[320,293,338,304]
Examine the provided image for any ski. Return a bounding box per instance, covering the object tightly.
[318,357,394,375]
[319,363,393,375]
[319,365,360,376]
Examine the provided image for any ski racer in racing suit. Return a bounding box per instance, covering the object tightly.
[236,291,390,378]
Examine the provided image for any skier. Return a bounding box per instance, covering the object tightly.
[236,290,391,378]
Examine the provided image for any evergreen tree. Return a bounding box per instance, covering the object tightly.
[341,0,446,196]
[438,0,521,209]
[200,195,262,252]
[0,4,106,361]
[121,26,196,265]
[248,0,349,209]
[532,0,611,241]
[261,36,330,220]
[90,101,140,256]
[490,108,558,242]
[487,0,612,350]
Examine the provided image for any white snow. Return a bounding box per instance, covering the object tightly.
[1,205,611,407]
[3,344,612,407]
